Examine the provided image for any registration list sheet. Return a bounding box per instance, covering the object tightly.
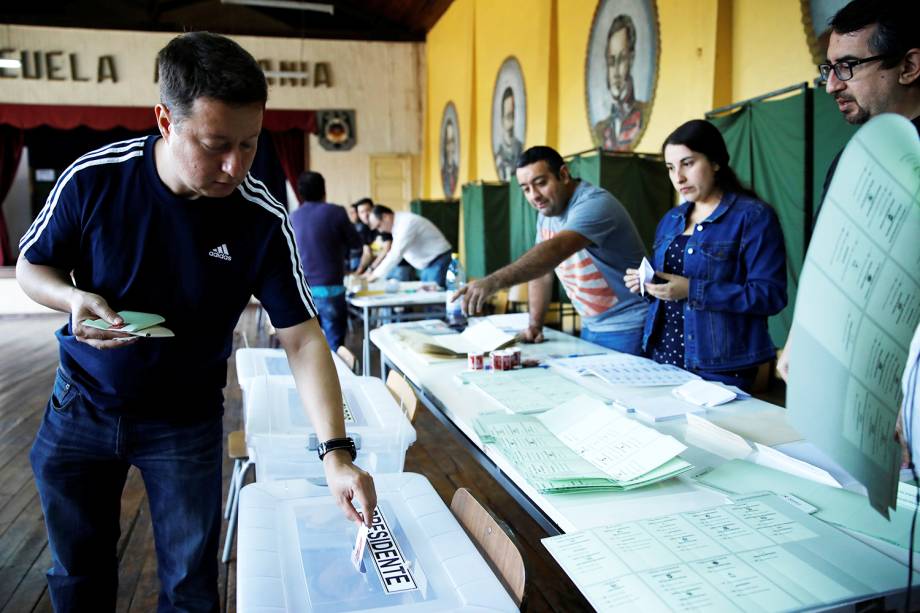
[787,114,920,515]
[543,492,912,612]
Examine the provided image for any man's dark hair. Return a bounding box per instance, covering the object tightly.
[516,146,566,178]
[353,197,374,209]
[371,205,394,218]
[830,0,920,70]
[157,31,268,120]
[501,87,515,108]
[607,14,637,54]
[297,171,326,202]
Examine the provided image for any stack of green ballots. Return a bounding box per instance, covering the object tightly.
[474,396,692,494]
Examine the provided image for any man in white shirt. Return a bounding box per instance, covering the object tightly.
[366,205,453,286]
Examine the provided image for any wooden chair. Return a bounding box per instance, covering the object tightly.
[450,488,527,607]
[385,370,419,422]
[222,430,254,563]
[335,345,359,374]
[506,282,529,313]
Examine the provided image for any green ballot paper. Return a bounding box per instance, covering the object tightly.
[83,311,174,338]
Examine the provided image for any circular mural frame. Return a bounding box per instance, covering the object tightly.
[584,0,661,152]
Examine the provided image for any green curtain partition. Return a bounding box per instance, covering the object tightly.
[566,151,673,254]
[812,88,859,219]
[707,83,858,347]
[461,182,510,278]
[508,176,539,262]
[409,199,460,252]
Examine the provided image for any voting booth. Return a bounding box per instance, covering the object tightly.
[410,198,460,253]
[461,181,511,278]
[245,375,416,482]
[236,473,518,612]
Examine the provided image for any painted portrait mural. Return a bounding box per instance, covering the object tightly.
[585,0,660,151]
[491,57,527,182]
[439,102,460,198]
[801,0,849,66]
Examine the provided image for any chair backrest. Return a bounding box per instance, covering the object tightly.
[227,430,248,460]
[385,370,419,422]
[507,282,529,303]
[450,488,526,607]
[335,345,359,374]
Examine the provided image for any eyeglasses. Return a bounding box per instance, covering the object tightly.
[818,54,892,82]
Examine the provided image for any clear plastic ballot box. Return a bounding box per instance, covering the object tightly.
[245,376,416,481]
[237,474,518,612]
[235,348,356,392]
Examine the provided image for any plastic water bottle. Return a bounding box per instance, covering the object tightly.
[445,253,467,327]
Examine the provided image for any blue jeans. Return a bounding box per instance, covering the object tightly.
[312,289,348,350]
[30,369,222,613]
[386,264,414,281]
[419,251,451,287]
[580,326,644,356]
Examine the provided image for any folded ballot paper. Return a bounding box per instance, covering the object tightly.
[638,256,655,297]
[398,319,515,357]
[671,379,749,407]
[83,310,175,338]
[473,396,691,494]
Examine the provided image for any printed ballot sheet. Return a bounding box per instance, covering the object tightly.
[473,410,691,494]
[458,369,606,414]
[787,114,920,516]
[538,397,686,482]
[548,353,701,387]
[543,492,914,613]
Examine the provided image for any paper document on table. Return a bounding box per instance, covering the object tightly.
[638,257,655,297]
[707,411,803,447]
[543,491,914,613]
[695,459,920,550]
[685,414,756,459]
[538,396,686,482]
[672,380,739,407]
[473,412,692,494]
[458,369,606,414]
[548,352,700,387]
[399,319,515,356]
[786,114,920,517]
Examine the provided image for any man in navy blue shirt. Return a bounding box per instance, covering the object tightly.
[290,171,362,350]
[17,32,375,612]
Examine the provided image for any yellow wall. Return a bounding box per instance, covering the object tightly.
[473,0,553,180]
[424,0,475,198]
[423,0,820,196]
[731,0,817,102]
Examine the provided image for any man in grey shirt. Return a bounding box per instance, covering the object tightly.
[456,146,648,354]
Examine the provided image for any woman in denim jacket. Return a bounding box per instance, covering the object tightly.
[624,120,787,390]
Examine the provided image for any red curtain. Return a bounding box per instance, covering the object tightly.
[0,126,25,266]
[269,130,307,195]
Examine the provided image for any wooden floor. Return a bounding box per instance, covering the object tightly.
[0,308,600,612]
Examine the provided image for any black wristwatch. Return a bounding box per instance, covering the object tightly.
[317,437,357,461]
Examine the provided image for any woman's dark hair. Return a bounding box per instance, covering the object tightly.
[662,119,760,201]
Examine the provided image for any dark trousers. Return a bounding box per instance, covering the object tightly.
[30,369,222,613]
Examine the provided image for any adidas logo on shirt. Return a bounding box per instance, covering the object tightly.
[208,244,232,261]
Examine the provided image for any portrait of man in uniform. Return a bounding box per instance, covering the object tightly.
[585,0,659,152]
[494,87,524,181]
[440,103,460,198]
[491,57,527,181]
